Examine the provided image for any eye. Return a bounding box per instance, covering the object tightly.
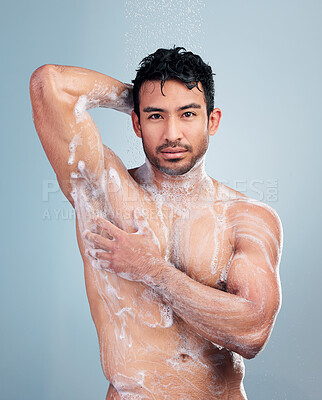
[183,111,195,118]
[148,113,162,120]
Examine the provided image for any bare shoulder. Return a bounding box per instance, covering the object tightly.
[213,180,283,249]
[103,145,129,176]
[102,145,144,201]
[102,145,139,184]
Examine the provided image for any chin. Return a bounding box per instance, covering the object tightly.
[158,162,194,176]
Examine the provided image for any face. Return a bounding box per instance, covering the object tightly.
[132,79,221,176]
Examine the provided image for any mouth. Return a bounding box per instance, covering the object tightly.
[160,148,188,159]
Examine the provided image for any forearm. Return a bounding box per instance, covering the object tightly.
[151,261,265,359]
[32,64,133,115]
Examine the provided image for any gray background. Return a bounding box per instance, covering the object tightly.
[1,0,321,399]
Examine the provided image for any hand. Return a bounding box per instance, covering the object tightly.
[83,209,163,283]
[101,83,134,116]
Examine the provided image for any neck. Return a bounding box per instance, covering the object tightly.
[134,156,216,204]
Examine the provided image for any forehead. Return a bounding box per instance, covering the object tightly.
[139,79,206,107]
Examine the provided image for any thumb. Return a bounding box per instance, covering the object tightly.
[133,208,148,232]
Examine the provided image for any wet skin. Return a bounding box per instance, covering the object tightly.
[80,157,249,400]
[30,68,283,400]
[79,82,281,399]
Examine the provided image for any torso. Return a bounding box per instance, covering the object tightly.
[74,156,249,400]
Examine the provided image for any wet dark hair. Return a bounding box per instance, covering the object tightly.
[132,46,215,120]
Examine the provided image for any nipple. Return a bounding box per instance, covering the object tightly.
[179,353,192,362]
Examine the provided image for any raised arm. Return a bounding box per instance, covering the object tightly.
[29,64,133,205]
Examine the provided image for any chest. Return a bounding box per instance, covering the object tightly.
[147,202,235,290]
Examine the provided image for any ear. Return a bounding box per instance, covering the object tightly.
[131,110,142,138]
[208,108,222,136]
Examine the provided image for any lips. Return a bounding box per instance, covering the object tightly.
[160,148,188,159]
[160,148,188,153]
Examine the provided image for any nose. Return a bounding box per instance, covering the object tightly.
[162,116,183,142]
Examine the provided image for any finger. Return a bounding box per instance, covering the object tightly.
[99,261,114,272]
[86,248,111,261]
[86,251,113,272]
[133,208,148,233]
[83,230,114,252]
[85,248,97,260]
[94,216,124,239]
[132,209,161,251]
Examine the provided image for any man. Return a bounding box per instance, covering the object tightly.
[30,47,283,399]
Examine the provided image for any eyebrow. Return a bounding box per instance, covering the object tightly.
[142,103,202,113]
[178,103,202,111]
[143,106,165,113]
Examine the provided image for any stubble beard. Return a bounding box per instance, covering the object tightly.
[141,135,209,176]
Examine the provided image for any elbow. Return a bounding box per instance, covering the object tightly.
[232,332,268,360]
[30,64,77,108]
[236,306,277,360]
[29,65,67,134]
[30,64,52,78]
[29,65,57,109]
[30,64,54,94]
[240,345,263,360]
[214,337,264,360]
[233,342,264,360]
[30,64,67,102]
[30,64,72,112]
[29,65,56,127]
[209,326,269,359]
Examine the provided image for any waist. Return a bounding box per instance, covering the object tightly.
[85,268,245,397]
[99,316,245,398]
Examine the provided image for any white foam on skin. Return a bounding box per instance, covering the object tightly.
[68,93,186,397]
[120,393,143,400]
[109,167,121,190]
[159,303,173,327]
[133,157,283,361]
[112,371,148,399]
[115,307,135,317]
[68,133,83,165]
[66,87,283,397]
[105,278,124,301]
[74,95,88,123]
[132,209,161,253]
[73,83,133,122]
[108,84,133,116]
[135,156,214,208]
[134,287,174,328]
[134,156,215,265]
